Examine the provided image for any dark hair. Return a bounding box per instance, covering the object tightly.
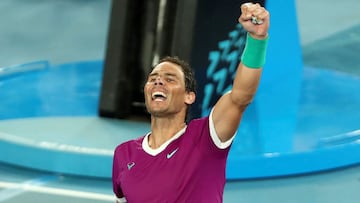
[152,56,197,122]
[156,56,197,94]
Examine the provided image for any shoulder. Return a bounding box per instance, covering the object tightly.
[114,136,145,154]
[184,116,210,141]
[188,112,233,150]
[187,116,209,129]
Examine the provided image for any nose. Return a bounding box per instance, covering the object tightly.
[154,76,164,85]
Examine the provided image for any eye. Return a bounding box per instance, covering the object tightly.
[148,77,156,82]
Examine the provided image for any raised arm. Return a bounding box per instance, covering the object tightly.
[212,3,270,142]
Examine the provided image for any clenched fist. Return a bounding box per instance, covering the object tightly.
[238,3,270,39]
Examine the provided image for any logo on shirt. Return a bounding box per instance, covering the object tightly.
[127,162,135,170]
[167,148,179,159]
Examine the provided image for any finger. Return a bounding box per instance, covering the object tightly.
[251,7,267,24]
[256,10,269,21]
[240,4,249,20]
[240,3,254,20]
[252,7,265,17]
[253,9,269,23]
[244,3,260,13]
[242,3,263,18]
[241,3,251,13]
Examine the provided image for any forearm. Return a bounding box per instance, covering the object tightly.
[231,63,262,106]
[230,33,268,106]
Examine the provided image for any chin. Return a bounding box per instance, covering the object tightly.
[148,108,166,115]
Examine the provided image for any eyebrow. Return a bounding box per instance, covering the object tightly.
[148,72,178,78]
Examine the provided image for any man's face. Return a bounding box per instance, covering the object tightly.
[144,61,194,118]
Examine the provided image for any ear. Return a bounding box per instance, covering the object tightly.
[184,91,196,105]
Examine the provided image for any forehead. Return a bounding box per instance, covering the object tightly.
[150,61,184,76]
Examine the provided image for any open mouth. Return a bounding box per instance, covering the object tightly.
[151,91,167,101]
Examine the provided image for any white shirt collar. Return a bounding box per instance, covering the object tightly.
[142,126,187,156]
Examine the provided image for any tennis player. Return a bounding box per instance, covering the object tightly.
[112,2,270,202]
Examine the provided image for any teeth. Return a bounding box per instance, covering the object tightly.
[152,91,166,99]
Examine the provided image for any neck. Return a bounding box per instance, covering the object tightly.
[148,116,186,149]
